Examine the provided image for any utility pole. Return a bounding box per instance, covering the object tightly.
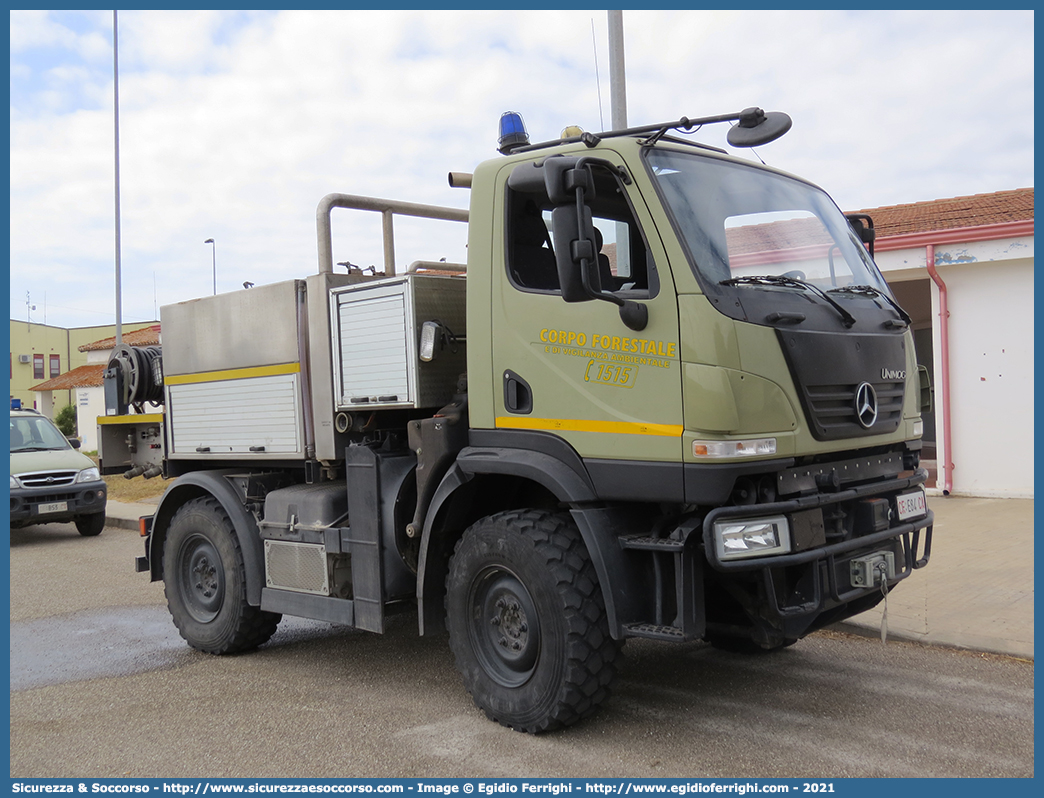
[608,10,627,130]
[607,11,629,267]
[113,10,123,344]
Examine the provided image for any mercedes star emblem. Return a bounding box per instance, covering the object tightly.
[855,382,878,429]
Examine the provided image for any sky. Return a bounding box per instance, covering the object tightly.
[8,9,1035,330]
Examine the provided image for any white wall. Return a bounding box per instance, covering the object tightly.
[933,257,1034,497]
[75,387,106,452]
[877,235,1034,498]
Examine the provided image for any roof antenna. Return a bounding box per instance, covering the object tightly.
[591,19,604,132]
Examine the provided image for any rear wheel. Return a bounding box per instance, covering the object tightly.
[163,496,280,654]
[75,512,105,537]
[446,509,621,733]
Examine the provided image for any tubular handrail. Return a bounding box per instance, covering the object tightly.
[406,260,467,274]
[316,193,469,276]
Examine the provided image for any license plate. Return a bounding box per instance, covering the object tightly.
[35,501,68,515]
[896,490,927,521]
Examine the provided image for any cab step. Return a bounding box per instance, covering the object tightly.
[620,535,686,552]
[623,622,686,641]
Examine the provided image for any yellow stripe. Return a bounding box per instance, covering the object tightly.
[97,413,164,425]
[164,362,300,386]
[496,416,683,438]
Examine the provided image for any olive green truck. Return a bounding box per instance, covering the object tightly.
[110,108,933,732]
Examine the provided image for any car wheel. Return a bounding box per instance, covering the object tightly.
[75,512,105,537]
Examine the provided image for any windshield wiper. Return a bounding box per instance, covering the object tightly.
[828,285,912,326]
[13,445,66,452]
[720,275,856,327]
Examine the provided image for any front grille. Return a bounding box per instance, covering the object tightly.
[18,470,78,488]
[803,381,904,440]
[776,328,909,443]
[26,490,80,504]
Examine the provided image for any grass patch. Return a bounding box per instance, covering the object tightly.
[104,472,173,503]
[89,455,172,503]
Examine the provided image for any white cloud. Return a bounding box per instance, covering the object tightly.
[9,9,1034,328]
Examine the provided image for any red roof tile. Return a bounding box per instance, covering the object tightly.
[30,364,106,392]
[853,188,1033,239]
[79,324,161,352]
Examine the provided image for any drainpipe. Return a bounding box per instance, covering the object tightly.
[925,244,953,495]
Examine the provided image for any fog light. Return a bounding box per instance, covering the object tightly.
[713,515,791,561]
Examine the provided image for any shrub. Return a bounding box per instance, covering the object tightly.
[55,404,78,438]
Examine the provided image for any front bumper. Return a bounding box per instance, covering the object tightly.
[700,467,933,640]
[10,480,108,528]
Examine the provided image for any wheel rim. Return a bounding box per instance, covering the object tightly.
[468,566,541,688]
[178,533,224,623]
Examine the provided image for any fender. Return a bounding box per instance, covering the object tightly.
[415,462,473,635]
[147,470,267,606]
[416,438,643,636]
[454,444,598,502]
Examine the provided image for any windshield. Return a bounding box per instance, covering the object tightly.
[645,150,889,295]
[10,415,72,452]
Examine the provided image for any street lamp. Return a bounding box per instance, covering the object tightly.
[204,238,216,295]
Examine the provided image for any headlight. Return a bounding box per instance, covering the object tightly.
[713,515,791,561]
[693,438,776,458]
[10,475,20,489]
[76,467,101,483]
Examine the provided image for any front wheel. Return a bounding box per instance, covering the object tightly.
[446,509,621,733]
[163,496,280,654]
[75,512,105,537]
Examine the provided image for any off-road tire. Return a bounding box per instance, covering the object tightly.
[163,496,281,654]
[446,509,621,733]
[75,512,105,537]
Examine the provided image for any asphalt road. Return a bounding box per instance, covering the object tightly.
[9,521,1034,779]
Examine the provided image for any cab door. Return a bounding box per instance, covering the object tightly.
[490,153,683,466]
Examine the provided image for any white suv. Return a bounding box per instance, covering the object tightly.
[9,409,107,536]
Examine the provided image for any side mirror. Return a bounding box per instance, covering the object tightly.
[918,365,933,415]
[543,158,591,206]
[551,205,596,303]
[725,108,793,148]
[551,204,648,331]
[507,160,551,194]
[846,213,876,257]
[507,156,586,204]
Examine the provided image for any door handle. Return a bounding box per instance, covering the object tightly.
[503,370,533,414]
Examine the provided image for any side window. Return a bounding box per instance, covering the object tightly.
[589,215,659,297]
[507,197,559,291]
[506,169,658,298]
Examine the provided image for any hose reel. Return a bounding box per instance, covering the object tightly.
[106,344,163,414]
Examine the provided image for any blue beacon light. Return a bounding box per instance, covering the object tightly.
[498,111,529,154]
